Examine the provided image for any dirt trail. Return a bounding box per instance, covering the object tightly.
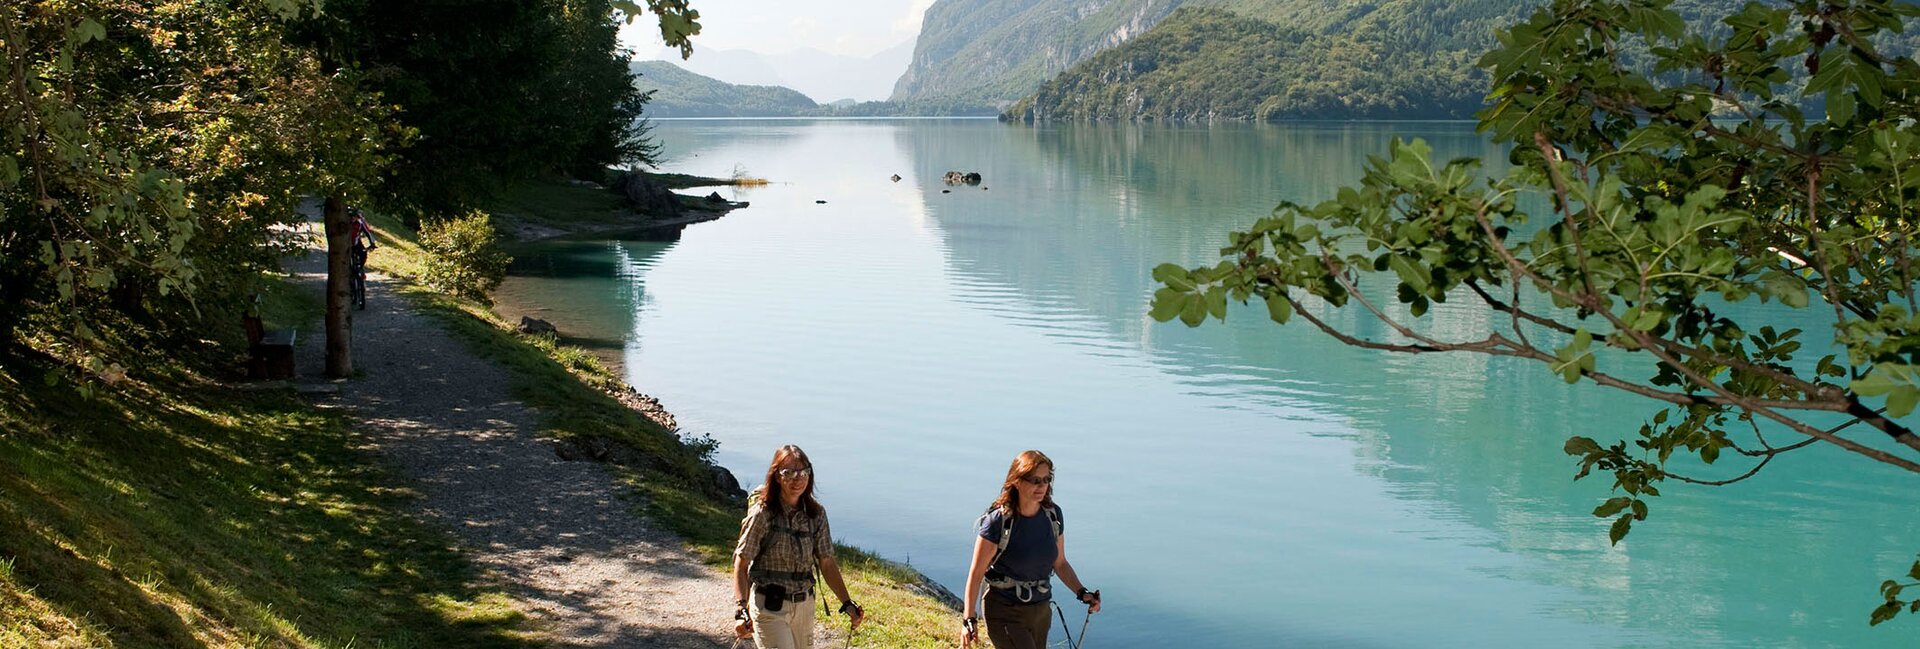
[281,209,795,648]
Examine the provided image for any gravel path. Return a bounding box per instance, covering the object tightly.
[279,210,778,648]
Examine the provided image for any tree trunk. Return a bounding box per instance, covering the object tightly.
[323,194,353,378]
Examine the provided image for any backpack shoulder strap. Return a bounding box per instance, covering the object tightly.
[982,506,1014,571]
[1044,503,1062,539]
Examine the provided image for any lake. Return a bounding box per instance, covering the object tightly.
[494,119,1918,648]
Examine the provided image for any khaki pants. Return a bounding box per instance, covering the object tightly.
[984,596,1052,649]
[749,584,815,649]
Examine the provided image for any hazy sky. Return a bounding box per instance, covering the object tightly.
[619,0,934,58]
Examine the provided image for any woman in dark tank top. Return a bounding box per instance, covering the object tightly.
[960,450,1102,649]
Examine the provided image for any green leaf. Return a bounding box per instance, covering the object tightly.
[1149,289,1185,322]
[1761,271,1809,308]
[1153,263,1192,287]
[1264,293,1293,324]
[1871,601,1901,626]
[1389,255,1430,293]
[1908,559,1920,581]
[75,18,106,44]
[1179,294,1207,327]
[1593,497,1632,518]
[1854,364,1920,417]
[1889,387,1920,419]
[1205,286,1228,320]
[1563,436,1601,456]
[1552,329,1594,384]
[1826,90,1857,125]
[1608,515,1633,545]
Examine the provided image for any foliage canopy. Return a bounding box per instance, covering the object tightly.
[1151,0,1920,624]
[2,0,699,384]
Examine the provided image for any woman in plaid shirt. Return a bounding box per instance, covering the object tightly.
[731,445,864,648]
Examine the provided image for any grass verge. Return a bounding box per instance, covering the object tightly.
[0,275,531,649]
[364,210,961,647]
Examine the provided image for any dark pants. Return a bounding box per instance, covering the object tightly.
[984,596,1052,649]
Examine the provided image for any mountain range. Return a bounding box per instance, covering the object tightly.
[639,41,914,104]
[635,0,1920,121]
[630,60,820,117]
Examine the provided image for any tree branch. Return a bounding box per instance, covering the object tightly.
[1468,189,1920,472]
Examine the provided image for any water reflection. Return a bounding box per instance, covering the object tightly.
[498,120,1917,649]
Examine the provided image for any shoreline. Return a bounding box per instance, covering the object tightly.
[466,190,969,630]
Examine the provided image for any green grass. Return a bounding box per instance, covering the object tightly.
[489,181,630,228]
[0,277,532,649]
[363,210,961,647]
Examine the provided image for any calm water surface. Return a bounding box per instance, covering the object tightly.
[495,120,1918,648]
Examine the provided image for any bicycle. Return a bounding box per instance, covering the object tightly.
[349,244,369,310]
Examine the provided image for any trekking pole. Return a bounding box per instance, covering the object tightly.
[1075,606,1092,649]
[1050,601,1081,649]
[1049,592,1097,649]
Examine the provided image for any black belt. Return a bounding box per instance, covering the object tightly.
[758,586,812,602]
[751,568,813,581]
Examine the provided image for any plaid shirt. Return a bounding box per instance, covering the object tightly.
[734,498,833,592]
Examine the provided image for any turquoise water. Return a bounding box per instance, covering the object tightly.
[495,120,1919,648]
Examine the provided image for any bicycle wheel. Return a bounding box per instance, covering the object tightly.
[350,269,367,310]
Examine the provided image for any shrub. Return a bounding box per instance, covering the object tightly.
[420,210,511,304]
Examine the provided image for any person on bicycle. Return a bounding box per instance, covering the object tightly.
[345,206,378,309]
[347,206,377,258]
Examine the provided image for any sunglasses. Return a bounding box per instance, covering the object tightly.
[1018,474,1054,486]
[775,467,812,480]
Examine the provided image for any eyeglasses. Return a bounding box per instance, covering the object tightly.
[1018,474,1053,486]
[775,467,812,480]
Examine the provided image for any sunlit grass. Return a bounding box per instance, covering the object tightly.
[0,274,533,649]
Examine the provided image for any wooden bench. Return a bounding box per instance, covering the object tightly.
[243,314,297,380]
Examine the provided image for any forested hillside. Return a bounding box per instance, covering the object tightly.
[1005,0,1920,121]
[632,60,821,117]
[1005,7,1489,121]
[634,61,1000,117]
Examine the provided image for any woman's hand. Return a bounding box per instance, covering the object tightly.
[733,601,753,638]
[959,615,979,647]
[1078,588,1103,614]
[840,601,866,631]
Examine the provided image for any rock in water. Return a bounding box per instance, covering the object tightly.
[943,171,984,185]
